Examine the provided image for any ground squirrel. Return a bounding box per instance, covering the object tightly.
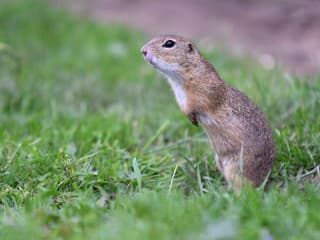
[141,35,275,191]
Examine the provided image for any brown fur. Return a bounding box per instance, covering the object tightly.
[142,35,275,191]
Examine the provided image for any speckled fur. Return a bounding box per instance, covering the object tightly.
[142,35,275,191]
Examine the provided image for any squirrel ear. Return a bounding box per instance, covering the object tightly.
[188,43,194,53]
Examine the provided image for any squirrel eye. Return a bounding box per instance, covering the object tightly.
[162,40,176,48]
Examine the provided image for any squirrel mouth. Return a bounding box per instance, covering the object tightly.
[145,55,157,67]
[149,59,156,66]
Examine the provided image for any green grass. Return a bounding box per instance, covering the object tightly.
[0,0,319,239]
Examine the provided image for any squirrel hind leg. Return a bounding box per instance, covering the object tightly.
[223,162,251,193]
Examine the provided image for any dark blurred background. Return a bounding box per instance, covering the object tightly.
[52,0,320,75]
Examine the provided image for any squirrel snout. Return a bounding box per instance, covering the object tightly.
[142,49,147,57]
[141,46,148,57]
[141,45,156,66]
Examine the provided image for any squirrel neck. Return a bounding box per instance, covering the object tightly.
[163,55,228,126]
[180,57,228,114]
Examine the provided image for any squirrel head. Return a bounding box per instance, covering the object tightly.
[141,35,224,113]
[141,35,201,79]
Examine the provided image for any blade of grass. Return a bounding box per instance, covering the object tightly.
[132,157,142,191]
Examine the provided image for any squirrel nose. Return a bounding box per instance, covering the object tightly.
[142,48,147,57]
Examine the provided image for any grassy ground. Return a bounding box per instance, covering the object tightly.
[0,0,319,239]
